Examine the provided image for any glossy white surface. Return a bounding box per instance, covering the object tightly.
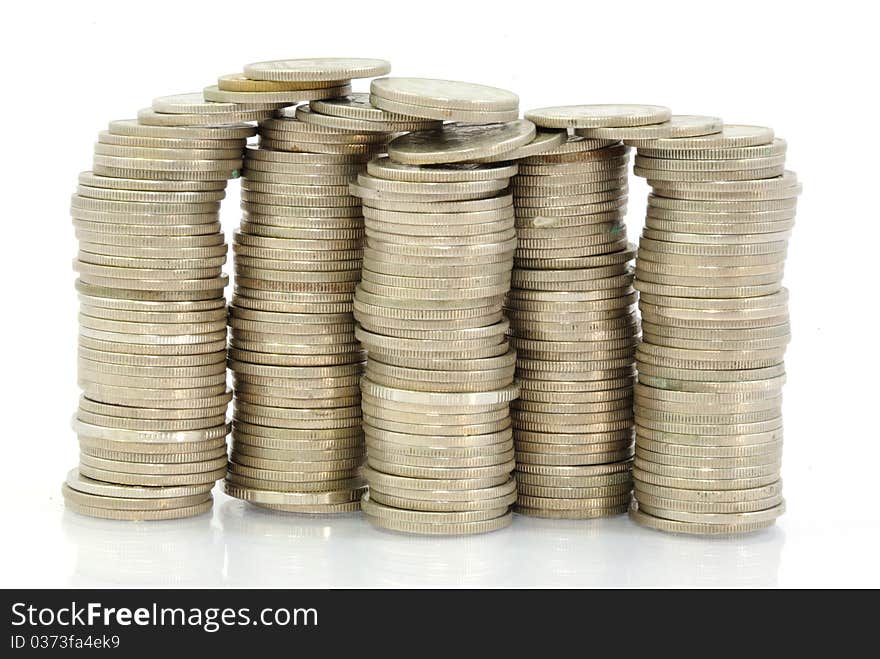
[0,486,875,587]
[1,0,879,588]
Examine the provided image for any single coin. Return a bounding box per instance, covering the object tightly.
[98,130,244,151]
[244,58,391,82]
[362,492,509,523]
[522,134,618,158]
[475,130,567,162]
[517,482,632,499]
[367,156,518,183]
[629,505,775,535]
[370,95,518,123]
[311,92,424,121]
[93,142,244,162]
[61,484,211,511]
[224,481,364,505]
[152,92,283,114]
[364,509,513,535]
[370,77,518,112]
[107,118,256,140]
[137,107,273,127]
[635,153,786,172]
[294,103,438,133]
[646,170,798,196]
[575,115,722,140]
[639,138,787,160]
[369,489,516,513]
[633,480,783,503]
[525,104,671,129]
[65,497,213,521]
[515,471,631,489]
[64,468,213,499]
[516,504,629,519]
[516,493,632,511]
[632,467,779,491]
[631,501,784,530]
[388,120,535,165]
[77,461,226,487]
[626,124,774,150]
[227,471,364,493]
[358,172,510,196]
[219,73,349,91]
[256,501,363,513]
[633,491,783,515]
[204,83,351,104]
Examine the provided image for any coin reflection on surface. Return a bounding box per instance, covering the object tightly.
[62,505,222,586]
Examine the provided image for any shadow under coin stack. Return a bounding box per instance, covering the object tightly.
[622,124,797,535]
[64,90,272,519]
[222,58,394,513]
[352,78,528,535]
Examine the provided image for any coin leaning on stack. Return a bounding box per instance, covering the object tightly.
[580,121,799,535]
[223,58,394,513]
[351,78,528,534]
[64,97,262,519]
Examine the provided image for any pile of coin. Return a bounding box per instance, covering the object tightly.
[64,103,257,520]
[224,58,392,513]
[590,122,797,535]
[63,60,802,536]
[350,78,529,534]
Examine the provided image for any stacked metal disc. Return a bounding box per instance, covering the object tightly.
[223,58,396,513]
[64,92,268,520]
[619,124,797,535]
[349,78,530,535]
[502,120,641,518]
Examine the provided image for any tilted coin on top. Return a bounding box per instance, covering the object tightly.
[525,104,671,129]
[387,120,536,165]
[370,77,519,122]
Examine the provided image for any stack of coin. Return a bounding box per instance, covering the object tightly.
[350,87,527,534]
[224,58,392,513]
[499,105,668,519]
[598,123,798,535]
[65,111,256,520]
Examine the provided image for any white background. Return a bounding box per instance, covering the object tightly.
[1,0,877,587]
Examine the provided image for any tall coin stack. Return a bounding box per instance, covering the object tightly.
[584,121,795,535]
[352,78,528,535]
[222,58,397,513]
[498,105,668,519]
[64,90,277,520]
